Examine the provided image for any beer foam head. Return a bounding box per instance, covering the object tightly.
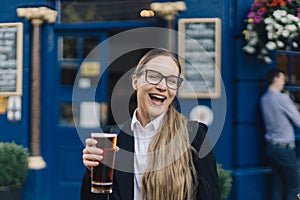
[91,133,117,138]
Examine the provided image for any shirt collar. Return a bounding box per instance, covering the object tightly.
[131,109,165,131]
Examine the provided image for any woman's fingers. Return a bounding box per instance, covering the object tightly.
[82,153,103,165]
[85,138,97,146]
[82,146,103,163]
[115,146,120,152]
[82,137,120,169]
[83,146,103,155]
[82,148,103,169]
[83,138,104,168]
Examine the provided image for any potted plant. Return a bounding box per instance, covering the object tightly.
[217,164,233,200]
[242,0,300,64]
[0,142,29,200]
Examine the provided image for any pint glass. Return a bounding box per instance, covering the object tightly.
[91,133,117,194]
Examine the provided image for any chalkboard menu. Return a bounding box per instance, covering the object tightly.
[178,18,221,98]
[0,23,23,96]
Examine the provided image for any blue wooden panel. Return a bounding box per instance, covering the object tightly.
[236,81,265,123]
[58,182,81,200]
[236,42,276,80]
[56,147,85,200]
[214,121,234,168]
[235,124,266,167]
[178,0,223,19]
[50,30,110,200]
[173,0,236,171]
[232,168,271,200]
[59,147,86,182]
[236,0,256,33]
[0,114,29,145]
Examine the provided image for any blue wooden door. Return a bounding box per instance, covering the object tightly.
[44,29,109,200]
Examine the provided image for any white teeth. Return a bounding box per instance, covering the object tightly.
[151,94,165,99]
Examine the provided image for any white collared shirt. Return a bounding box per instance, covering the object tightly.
[131,109,165,200]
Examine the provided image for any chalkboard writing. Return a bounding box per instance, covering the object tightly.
[178,18,221,98]
[0,23,23,96]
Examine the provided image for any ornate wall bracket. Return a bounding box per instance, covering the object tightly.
[17,7,57,24]
[17,7,57,170]
[150,1,186,21]
[150,1,186,51]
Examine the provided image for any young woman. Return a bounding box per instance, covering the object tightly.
[81,48,220,200]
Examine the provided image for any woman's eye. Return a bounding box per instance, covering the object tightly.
[168,77,177,84]
[149,74,160,79]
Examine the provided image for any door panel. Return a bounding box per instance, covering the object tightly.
[50,32,108,199]
[47,28,157,200]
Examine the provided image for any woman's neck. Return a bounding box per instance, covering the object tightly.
[136,112,153,127]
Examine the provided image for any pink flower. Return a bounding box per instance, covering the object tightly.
[253,0,263,7]
[247,11,255,18]
[257,10,266,16]
[254,16,262,24]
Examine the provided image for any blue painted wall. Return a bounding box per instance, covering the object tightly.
[233,0,277,199]
[176,0,235,169]
[0,0,279,199]
[0,0,55,147]
[0,1,56,199]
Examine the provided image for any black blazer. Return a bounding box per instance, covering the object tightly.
[80,120,220,200]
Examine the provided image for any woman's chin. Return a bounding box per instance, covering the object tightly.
[149,106,165,118]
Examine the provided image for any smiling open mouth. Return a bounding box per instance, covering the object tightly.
[149,94,166,104]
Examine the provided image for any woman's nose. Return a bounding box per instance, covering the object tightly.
[155,78,168,90]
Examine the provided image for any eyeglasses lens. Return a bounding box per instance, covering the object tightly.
[145,70,181,90]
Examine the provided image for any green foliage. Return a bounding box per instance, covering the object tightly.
[217,164,233,200]
[0,142,29,187]
[242,0,300,63]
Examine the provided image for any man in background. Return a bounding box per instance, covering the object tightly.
[260,68,300,200]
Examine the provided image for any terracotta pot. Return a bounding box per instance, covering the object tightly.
[0,185,22,200]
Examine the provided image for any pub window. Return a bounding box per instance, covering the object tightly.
[58,0,152,23]
[60,61,79,85]
[58,36,100,86]
[62,37,77,59]
[276,49,300,107]
[83,37,100,58]
[59,102,75,126]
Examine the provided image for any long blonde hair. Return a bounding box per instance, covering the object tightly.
[134,49,197,200]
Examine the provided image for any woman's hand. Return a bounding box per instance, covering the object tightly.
[82,138,119,171]
[82,138,103,170]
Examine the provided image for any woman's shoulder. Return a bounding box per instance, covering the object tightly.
[187,120,208,136]
[102,120,131,135]
[187,120,208,151]
[101,125,112,133]
[101,124,121,135]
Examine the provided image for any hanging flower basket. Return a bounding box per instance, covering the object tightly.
[242,0,300,64]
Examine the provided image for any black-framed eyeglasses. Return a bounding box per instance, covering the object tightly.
[140,69,183,90]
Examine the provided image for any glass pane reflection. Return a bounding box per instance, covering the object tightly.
[61,62,80,85]
[60,103,75,126]
[60,0,152,23]
[62,37,77,59]
[83,37,99,58]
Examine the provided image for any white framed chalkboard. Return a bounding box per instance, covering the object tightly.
[0,22,23,96]
[178,18,221,98]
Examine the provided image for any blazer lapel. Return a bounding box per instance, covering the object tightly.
[114,121,134,200]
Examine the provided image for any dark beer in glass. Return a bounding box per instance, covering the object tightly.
[91,133,117,194]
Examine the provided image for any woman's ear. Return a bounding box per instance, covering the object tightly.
[132,75,138,90]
